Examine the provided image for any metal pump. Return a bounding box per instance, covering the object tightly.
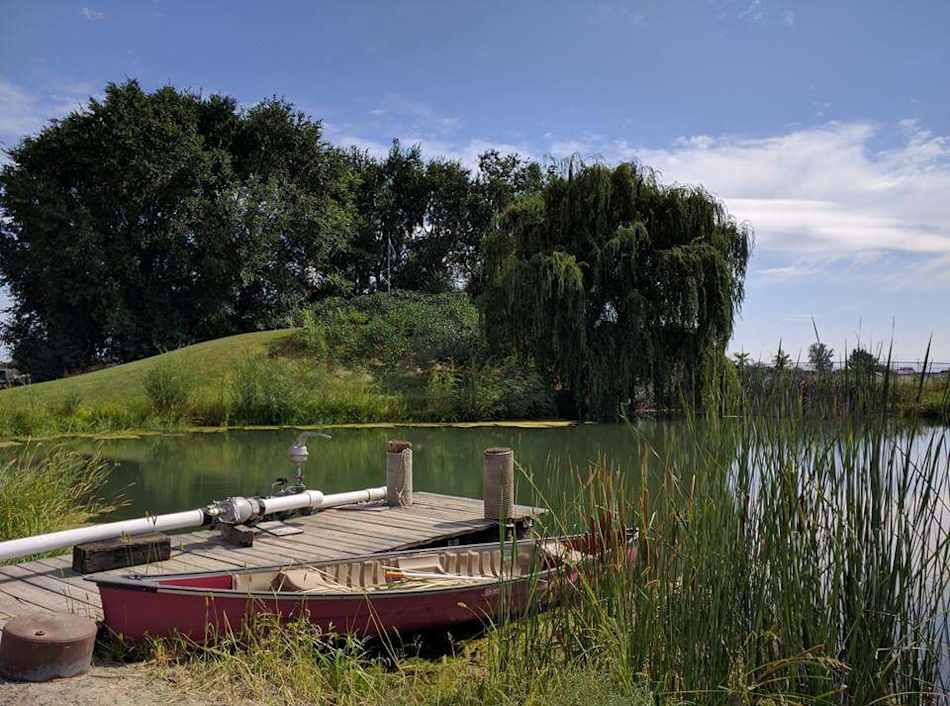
[272,431,331,499]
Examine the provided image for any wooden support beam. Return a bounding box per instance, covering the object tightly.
[72,533,170,574]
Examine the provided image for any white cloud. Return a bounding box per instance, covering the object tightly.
[363,94,461,138]
[739,1,764,23]
[760,265,818,281]
[81,7,105,21]
[330,119,950,283]
[0,78,98,147]
[0,79,44,135]
[783,9,796,27]
[560,122,950,278]
[335,134,391,158]
[336,134,536,172]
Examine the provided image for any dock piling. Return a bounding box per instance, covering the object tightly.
[483,447,514,520]
[386,440,413,507]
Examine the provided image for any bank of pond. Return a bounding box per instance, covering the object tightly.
[2,417,948,703]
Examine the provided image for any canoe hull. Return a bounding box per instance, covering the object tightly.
[91,537,583,642]
[97,575,549,642]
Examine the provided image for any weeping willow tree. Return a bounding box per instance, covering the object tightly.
[481,161,751,419]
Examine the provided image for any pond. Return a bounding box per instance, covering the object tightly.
[65,420,948,524]
[80,423,661,521]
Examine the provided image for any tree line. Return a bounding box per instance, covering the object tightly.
[0,81,751,418]
[0,81,539,379]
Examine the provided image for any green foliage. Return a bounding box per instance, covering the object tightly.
[294,310,329,361]
[297,291,481,367]
[458,359,556,420]
[0,81,349,379]
[423,358,556,422]
[143,360,195,419]
[0,77,551,381]
[482,160,751,419]
[290,292,554,422]
[0,445,114,552]
[229,355,308,425]
[424,362,461,421]
[807,341,834,372]
[501,419,950,704]
[772,343,792,370]
[848,346,880,374]
[55,390,84,418]
[147,613,651,706]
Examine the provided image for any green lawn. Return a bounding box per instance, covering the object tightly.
[0,329,295,409]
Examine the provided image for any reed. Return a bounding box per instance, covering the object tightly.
[114,408,948,703]
[500,413,950,704]
[0,445,115,555]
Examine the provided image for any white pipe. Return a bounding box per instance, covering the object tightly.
[320,487,387,508]
[0,486,388,563]
[260,490,325,515]
[0,510,206,562]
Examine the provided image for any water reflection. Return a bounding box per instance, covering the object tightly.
[79,424,665,520]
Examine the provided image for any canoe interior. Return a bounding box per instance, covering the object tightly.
[147,538,588,595]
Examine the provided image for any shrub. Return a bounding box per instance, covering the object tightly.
[229,354,307,424]
[424,363,460,421]
[458,359,555,420]
[292,309,329,361]
[84,401,149,431]
[54,391,83,418]
[143,360,195,419]
[0,403,49,437]
[188,388,232,427]
[300,291,481,367]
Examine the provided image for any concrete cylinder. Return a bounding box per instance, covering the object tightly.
[386,440,413,507]
[483,447,514,520]
[0,612,97,682]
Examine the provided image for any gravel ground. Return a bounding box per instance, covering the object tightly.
[0,661,219,706]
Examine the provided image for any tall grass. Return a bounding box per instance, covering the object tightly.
[145,614,650,706]
[733,349,950,424]
[503,414,950,704]
[0,445,114,554]
[111,408,948,704]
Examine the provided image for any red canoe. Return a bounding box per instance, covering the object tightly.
[88,536,601,642]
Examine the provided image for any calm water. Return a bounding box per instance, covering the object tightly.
[56,421,947,524]
[80,423,663,521]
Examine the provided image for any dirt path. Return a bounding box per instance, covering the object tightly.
[0,661,218,706]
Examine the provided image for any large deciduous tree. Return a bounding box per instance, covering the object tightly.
[0,81,353,378]
[481,161,751,419]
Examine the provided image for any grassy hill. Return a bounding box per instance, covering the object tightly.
[0,295,558,439]
[0,329,295,408]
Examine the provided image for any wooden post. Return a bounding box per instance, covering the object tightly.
[483,447,514,520]
[386,440,413,507]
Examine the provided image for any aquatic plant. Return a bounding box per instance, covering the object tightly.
[504,415,950,704]
[0,445,114,555]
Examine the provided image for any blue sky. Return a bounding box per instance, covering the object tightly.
[1,1,949,363]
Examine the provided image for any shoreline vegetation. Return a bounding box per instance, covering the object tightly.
[73,413,950,704]
[0,446,117,550]
[1,301,947,702]
[1,293,948,442]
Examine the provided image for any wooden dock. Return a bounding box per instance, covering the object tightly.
[0,493,544,625]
